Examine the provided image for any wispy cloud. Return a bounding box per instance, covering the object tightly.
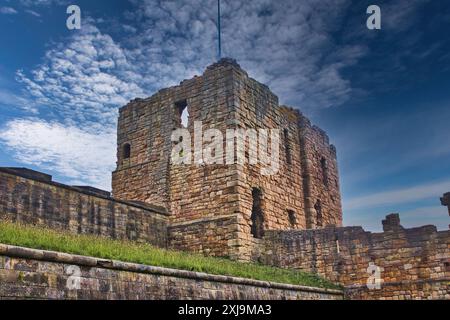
[0,89,38,113]
[6,0,370,188]
[1,0,443,191]
[124,0,366,111]
[402,205,449,231]
[0,7,18,14]
[25,9,41,17]
[344,205,449,232]
[345,180,450,210]
[0,119,115,190]
[2,22,144,189]
[382,0,431,32]
[16,23,145,128]
[18,0,68,6]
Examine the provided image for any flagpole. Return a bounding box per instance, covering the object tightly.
[218,0,222,60]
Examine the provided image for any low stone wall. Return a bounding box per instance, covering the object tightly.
[0,168,169,248]
[0,244,343,300]
[345,279,450,300]
[258,214,450,300]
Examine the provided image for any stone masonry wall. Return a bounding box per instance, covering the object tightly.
[345,280,449,300]
[112,60,244,258]
[0,244,343,300]
[167,62,241,225]
[298,114,342,229]
[168,215,240,259]
[233,74,305,231]
[112,61,242,225]
[112,95,173,209]
[0,169,168,248]
[112,59,343,261]
[258,214,449,300]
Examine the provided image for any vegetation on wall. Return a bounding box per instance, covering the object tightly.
[0,221,339,289]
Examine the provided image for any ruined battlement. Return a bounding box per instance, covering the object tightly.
[1,60,447,300]
[205,57,242,72]
[1,165,447,300]
[112,59,342,259]
[259,214,450,299]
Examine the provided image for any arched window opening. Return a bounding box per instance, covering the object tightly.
[251,188,264,239]
[175,99,189,128]
[122,143,131,160]
[321,157,329,187]
[287,210,297,228]
[315,200,323,227]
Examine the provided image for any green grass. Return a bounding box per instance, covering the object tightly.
[0,221,340,289]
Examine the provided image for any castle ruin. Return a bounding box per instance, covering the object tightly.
[0,59,448,299]
[112,59,342,259]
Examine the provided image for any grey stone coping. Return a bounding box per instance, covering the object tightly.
[0,244,343,296]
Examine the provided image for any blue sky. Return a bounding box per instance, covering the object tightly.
[0,0,449,231]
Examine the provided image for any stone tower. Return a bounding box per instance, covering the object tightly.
[112,59,342,260]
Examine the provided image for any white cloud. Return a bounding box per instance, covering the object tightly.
[18,0,68,6]
[123,0,366,110]
[25,9,41,17]
[401,206,448,220]
[0,89,38,113]
[3,22,146,189]
[0,119,115,190]
[345,180,450,210]
[0,7,18,14]
[2,0,433,191]
[19,0,430,120]
[16,23,145,128]
[344,205,449,232]
[383,0,431,32]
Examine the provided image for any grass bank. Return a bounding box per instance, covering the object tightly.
[0,221,340,289]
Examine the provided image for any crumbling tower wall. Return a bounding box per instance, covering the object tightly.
[112,59,343,260]
[298,115,342,229]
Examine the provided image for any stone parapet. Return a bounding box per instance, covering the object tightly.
[257,215,450,300]
[0,244,343,300]
[0,168,168,248]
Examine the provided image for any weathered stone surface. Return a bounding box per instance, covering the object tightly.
[257,215,450,300]
[345,279,449,300]
[0,59,449,300]
[168,215,240,259]
[0,168,169,248]
[0,244,343,300]
[112,58,342,260]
